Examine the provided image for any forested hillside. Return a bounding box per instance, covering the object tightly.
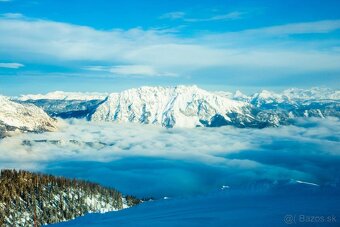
[0,169,141,226]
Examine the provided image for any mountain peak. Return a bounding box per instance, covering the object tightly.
[90,85,248,128]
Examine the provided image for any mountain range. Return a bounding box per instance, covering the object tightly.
[0,86,338,135]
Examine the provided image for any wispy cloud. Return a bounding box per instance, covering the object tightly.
[160,11,245,22]
[185,11,245,22]
[245,19,340,36]
[160,11,185,20]
[0,62,24,69]
[84,65,177,77]
[0,0,12,2]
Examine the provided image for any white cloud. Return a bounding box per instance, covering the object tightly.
[0,62,24,69]
[233,20,340,36]
[160,11,245,22]
[84,65,177,77]
[0,118,339,196]
[0,16,340,77]
[108,65,174,77]
[203,20,340,45]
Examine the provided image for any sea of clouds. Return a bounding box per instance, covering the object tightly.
[0,117,339,198]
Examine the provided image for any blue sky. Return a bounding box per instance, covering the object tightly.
[0,0,340,95]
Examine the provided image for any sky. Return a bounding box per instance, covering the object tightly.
[0,0,340,95]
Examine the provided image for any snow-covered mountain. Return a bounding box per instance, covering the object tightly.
[282,87,340,101]
[89,85,339,128]
[250,90,291,108]
[247,88,339,125]
[16,92,107,119]
[15,86,340,129]
[0,95,57,137]
[249,87,340,107]
[17,91,108,101]
[90,85,256,128]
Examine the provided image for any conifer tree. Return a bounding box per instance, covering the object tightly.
[0,169,141,226]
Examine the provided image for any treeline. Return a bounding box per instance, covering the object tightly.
[0,169,141,226]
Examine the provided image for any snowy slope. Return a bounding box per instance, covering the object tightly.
[52,185,340,227]
[0,95,57,137]
[90,85,253,128]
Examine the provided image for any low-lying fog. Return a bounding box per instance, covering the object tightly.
[1,118,339,198]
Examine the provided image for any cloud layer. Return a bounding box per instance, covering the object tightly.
[1,16,340,79]
[0,118,339,197]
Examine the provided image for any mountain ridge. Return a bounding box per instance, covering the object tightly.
[7,85,340,129]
